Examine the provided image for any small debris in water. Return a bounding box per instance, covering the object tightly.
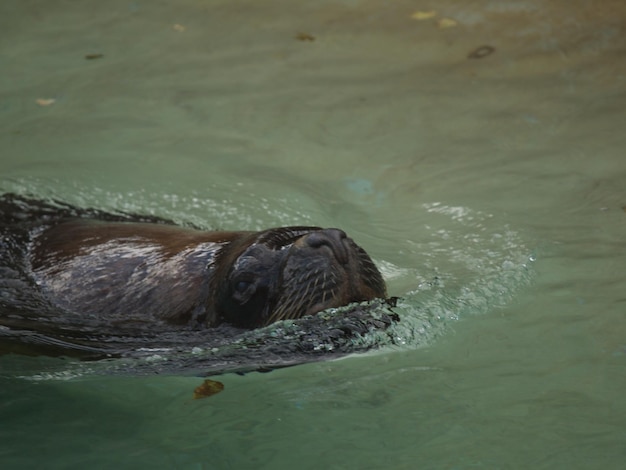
[437,18,458,29]
[295,32,315,42]
[193,379,225,399]
[468,45,496,59]
[411,10,437,20]
[173,24,186,32]
[35,98,56,107]
[85,53,104,60]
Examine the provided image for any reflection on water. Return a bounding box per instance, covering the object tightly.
[1,0,625,468]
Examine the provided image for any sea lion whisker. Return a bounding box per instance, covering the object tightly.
[284,290,307,320]
[272,286,304,321]
[270,290,297,320]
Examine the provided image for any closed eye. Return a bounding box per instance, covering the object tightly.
[235,280,252,293]
[231,275,260,305]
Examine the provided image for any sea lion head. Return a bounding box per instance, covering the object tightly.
[212,227,387,328]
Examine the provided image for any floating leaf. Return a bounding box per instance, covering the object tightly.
[411,11,437,20]
[193,379,224,399]
[295,32,315,42]
[437,18,457,28]
[35,98,56,107]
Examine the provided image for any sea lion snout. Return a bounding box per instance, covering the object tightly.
[301,228,349,265]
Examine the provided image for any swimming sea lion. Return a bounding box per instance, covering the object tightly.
[0,194,387,334]
[29,221,387,329]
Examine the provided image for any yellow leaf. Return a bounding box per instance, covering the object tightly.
[437,18,458,28]
[411,10,437,20]
[36,98,56,107]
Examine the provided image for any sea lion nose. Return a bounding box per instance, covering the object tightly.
[305,229,349,264]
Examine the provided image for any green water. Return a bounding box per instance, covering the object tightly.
[1,0,625,468]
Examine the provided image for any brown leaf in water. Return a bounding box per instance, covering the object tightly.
[296,32,315,42]
[85,53,104,60]
[193,379,224,399]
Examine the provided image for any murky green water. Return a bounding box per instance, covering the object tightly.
[1,1,625,468]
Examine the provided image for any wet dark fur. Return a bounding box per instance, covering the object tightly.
[0,194,389,364]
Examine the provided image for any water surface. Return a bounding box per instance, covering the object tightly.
[1,1,624,468]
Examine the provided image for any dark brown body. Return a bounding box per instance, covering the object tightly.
[29,220,387,329]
